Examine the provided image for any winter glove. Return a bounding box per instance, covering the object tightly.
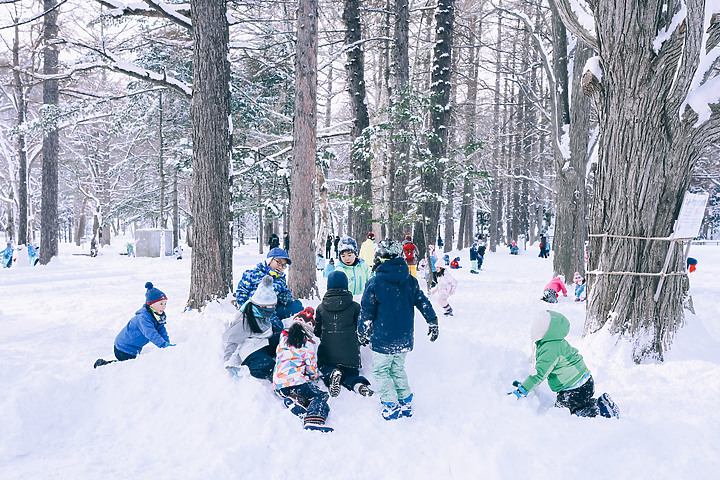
[358,330,370,347]
[428,324,439,342]
[162,342,176,348]
[508,380,528,399]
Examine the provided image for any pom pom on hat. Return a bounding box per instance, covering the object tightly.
[327,270,349,290]
[250,275,278,306]
[145,282,167,305]
[294,306,316,327]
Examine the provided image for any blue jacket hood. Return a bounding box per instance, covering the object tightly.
[374,257,410,284]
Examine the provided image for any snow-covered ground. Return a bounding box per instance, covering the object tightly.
[1,238,719,479]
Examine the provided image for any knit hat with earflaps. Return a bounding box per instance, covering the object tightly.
[250,275,277,306]
[337,236,358,255]
[573,272,583,284]
[145,282,167,305]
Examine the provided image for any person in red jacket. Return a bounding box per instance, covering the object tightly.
[401,234,420,278]
[541,276,567,303]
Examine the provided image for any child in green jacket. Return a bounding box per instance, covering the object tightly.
[509,310,619,418]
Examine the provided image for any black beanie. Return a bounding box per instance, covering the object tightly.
[327,271,349,291]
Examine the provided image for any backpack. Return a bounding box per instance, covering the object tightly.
[402,243,417,264]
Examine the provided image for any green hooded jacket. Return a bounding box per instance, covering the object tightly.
[521,311,588,393]
[334,259,373,296]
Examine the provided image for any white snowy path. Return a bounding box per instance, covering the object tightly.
[1,240,719,479]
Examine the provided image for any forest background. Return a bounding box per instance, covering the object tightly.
[1,0,719,363]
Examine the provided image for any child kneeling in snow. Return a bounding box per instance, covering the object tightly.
[274,311,332,432]
[541,276,567,303]
[315,271,373,397]
[430,264,457,316]
[94,282,174,368]
[508,310,619,419]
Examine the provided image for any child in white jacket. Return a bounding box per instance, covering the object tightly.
[430,264,457,316]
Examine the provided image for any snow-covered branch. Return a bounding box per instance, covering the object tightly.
[94,0,191,30]
[550,0,598,50]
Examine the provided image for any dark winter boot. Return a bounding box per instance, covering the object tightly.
[93,358,116,369]
[304,416,333,432]
[328,369,343,397]
[354,383,374,397]
[399,394,413,418]
[597,393,620,419]
[381,402,401,421]
[443,304,454,316]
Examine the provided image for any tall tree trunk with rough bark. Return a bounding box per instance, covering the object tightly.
[187,0,233,309]
[13,23,27,245]
[39,0,59,265]
[555,0,720,361]
[388,0,410,240]
[343,0,371,239]
[289,0,319,300]
[416,0,455,256]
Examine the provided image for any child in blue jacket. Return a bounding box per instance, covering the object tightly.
[94,282,174,368]
[359,240,439,420]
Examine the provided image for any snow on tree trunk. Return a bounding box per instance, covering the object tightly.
[187,0,233,309]
[289,0,319,300]
[554,0,720,361]
[343,0,372,239]
[418,0,454,256]
[40,0,59,265]
[13,23,27,246]
[387,0,410,240]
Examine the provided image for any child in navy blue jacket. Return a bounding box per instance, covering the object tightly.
[359,240,439,420]
[94,282,174,368]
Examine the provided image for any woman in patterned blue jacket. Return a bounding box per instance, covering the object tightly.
[234,248,303,319]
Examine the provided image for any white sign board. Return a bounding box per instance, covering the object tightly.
[672,192,709,239]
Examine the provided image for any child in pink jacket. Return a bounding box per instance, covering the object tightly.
[273,312,332,432]
[431,264,457,316]
[542,276,567,303]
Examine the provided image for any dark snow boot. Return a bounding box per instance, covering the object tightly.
[304,416,333,433]
[328,368,343,397]
[93,358,116,369]
[443,305,454,316]
[597,393,620,419]
[355,383,374,397]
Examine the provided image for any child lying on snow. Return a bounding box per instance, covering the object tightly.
[273,310,333,432]
[508,310,619,419]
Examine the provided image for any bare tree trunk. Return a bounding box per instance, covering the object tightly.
[13,23,27,246]
[187,0,233,309]
[39,0,59,265]
[343,0,371,239]
[417,0,455,256]
[489,7,503,252]
[387,0,410,240]
[289,0,319,300]
[172,167,179,248]
[158,91,166,229]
